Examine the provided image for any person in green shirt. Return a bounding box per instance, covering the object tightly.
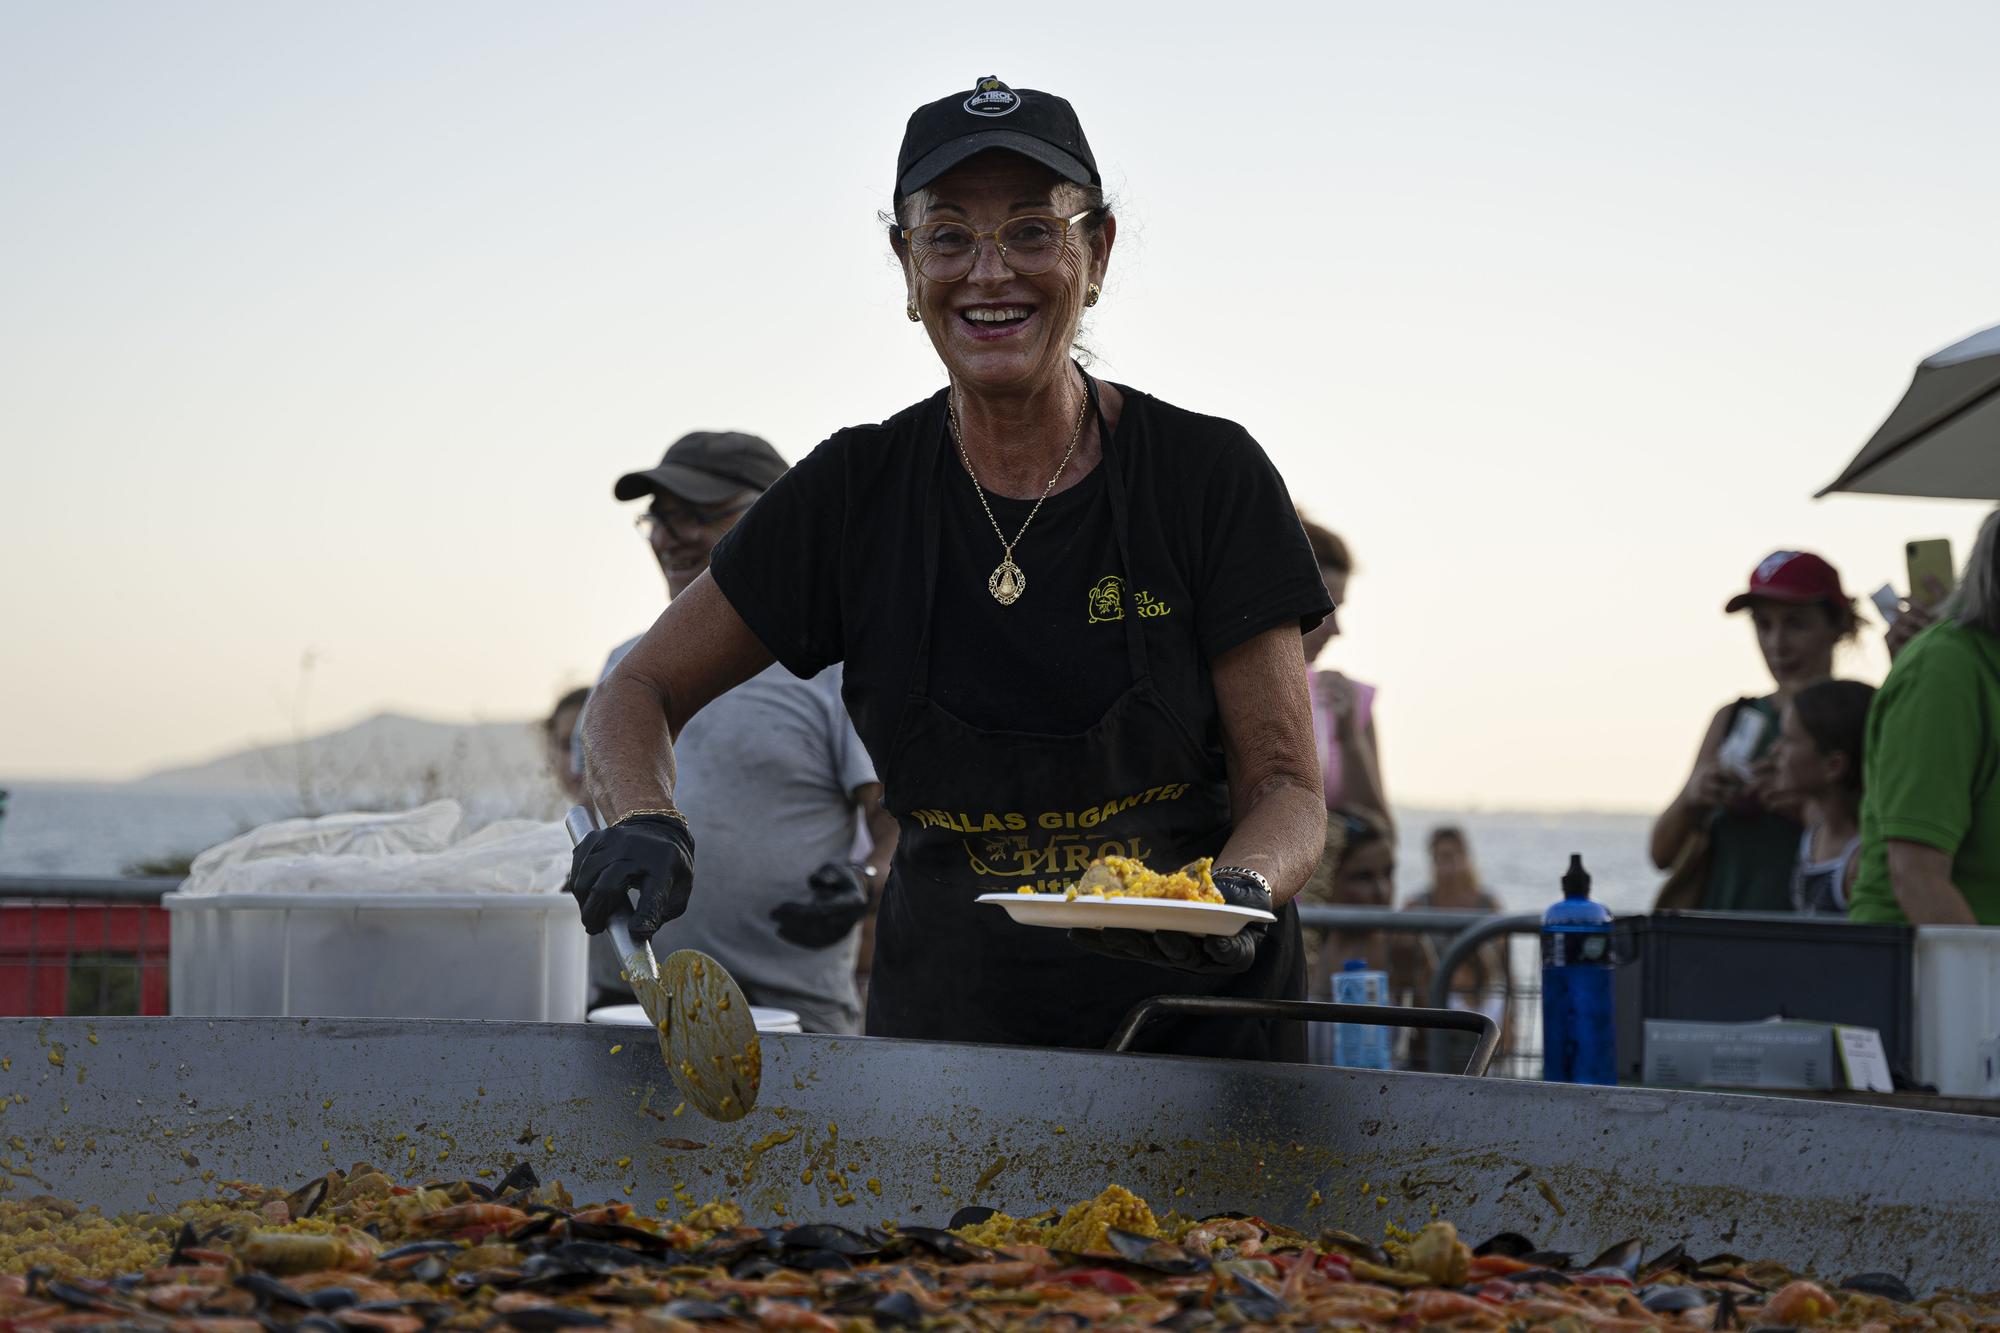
[1851,507,2000,925]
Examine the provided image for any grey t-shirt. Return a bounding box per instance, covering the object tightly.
[581,640,875,1032]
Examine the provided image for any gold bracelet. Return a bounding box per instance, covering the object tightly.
[614,807,688,829]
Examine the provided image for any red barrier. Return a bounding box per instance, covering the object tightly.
[0,902,170,1016]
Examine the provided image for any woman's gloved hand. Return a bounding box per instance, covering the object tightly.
[770,862,872,949]
[1068,869,1272,975]
[565,813,695,941]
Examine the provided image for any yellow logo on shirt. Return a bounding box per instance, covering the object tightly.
[1087,575,1124,622]
[1088,575,1173,623]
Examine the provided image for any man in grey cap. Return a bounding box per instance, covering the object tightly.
[574,431,897,1033]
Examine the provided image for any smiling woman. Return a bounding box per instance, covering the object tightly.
[571,77,1334,1062]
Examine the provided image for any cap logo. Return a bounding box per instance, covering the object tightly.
[1755,551,1799,583]
[963,75,1021,118]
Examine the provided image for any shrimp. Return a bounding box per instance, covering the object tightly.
[408,1201,529,1242]
[328,1312,423,1333]
[949,1261,1041,1288]
[752,1298,841,1332]
[139,1283,225,1314]
[1408,1289,1506,1324]
[1182,1218,1264,1254]
[143,1266,229,1285]
[290,1273,401,1303]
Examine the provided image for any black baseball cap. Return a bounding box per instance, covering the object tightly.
[614,431,788,505]
[895,75,1099,203]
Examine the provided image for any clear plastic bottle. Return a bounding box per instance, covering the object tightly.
[1541,854,1615,1084]
[1331,958,1393,1069]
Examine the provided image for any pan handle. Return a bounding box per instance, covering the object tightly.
[1106,995,1500,1076]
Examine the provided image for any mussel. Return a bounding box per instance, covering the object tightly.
[1840,1272,1915,1304]
[1473,1231,1537,1259]
[235,1271,316,1309]
[1640,1284,1714,1313]
[377,1240,463,1262]
[516,1241,658,1285]
[1217,1263,1287,1320]
[1105,1228,1210,1275]
[1318,1229,1392,1267]
[494,1307,610,1330]
[564,1219,680,1253]
[285,1171,335,1221]
[693,1230,770,1266]
[309,1288,360,1311]
[892,1227,1002,1264]
[870,1289,924,1327]
[656,1298,735,1321]
[1584,1237,1645,1277]
[778,1224,882,1257]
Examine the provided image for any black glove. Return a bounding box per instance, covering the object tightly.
[770,862,872,950]
[565,814,695,941]
[1068,870,1272,975]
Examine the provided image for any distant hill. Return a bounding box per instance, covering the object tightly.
[135,712,556,814]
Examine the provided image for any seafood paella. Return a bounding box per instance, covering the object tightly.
[1017,857,1223,903]
[2,1162,1993,1331]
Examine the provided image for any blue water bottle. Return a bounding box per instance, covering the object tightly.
[1541,854,1615,1084]
[1331,959,1393,1069]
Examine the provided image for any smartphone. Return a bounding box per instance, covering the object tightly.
[1906,538,1956,610]
[1716,708,1769,781]
[1871,584,1903,626]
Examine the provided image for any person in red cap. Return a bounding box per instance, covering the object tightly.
[1650,551,1862,911]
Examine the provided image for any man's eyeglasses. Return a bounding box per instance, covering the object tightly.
[634,502,752,542]
[901,209,1097,282]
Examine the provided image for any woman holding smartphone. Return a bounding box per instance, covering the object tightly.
[1651,551,1860,911]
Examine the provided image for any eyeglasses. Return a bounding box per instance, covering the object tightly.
[633,502,752,543]
[901,209,1097,282]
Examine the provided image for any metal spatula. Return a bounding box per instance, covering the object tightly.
[566,806,761,1121]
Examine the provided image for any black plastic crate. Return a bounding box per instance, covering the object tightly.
[1612,912,1914,1083]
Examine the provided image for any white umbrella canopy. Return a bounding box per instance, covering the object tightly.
[1820,322,2000,500]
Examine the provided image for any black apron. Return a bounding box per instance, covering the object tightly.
[864,376,1306,1061]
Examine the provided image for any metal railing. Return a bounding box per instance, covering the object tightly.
[1295,903,1545,1079]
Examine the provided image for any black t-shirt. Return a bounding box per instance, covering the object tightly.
[710,383,1330,769]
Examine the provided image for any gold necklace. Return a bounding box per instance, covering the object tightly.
[946,381,1090,606]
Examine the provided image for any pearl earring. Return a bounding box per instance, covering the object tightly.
[906,302,921,322]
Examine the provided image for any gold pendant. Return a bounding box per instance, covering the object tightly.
[988,558,1025,605]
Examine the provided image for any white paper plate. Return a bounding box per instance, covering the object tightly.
[975,892,1273,938]
[588,1003,804,1033]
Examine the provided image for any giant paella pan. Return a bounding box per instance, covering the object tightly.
[1,1016,1995,1329]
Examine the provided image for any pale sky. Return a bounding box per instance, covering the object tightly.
[1,1,1993,809]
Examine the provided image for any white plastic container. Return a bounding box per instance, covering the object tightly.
[166,891,588,1023]
[1913,926,2000,1098]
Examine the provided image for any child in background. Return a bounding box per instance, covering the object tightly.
[1297,810,1395,1002]
[1771,679,1877,914]
[1400,827,1514,1063]
[1298,810,1398,1065]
